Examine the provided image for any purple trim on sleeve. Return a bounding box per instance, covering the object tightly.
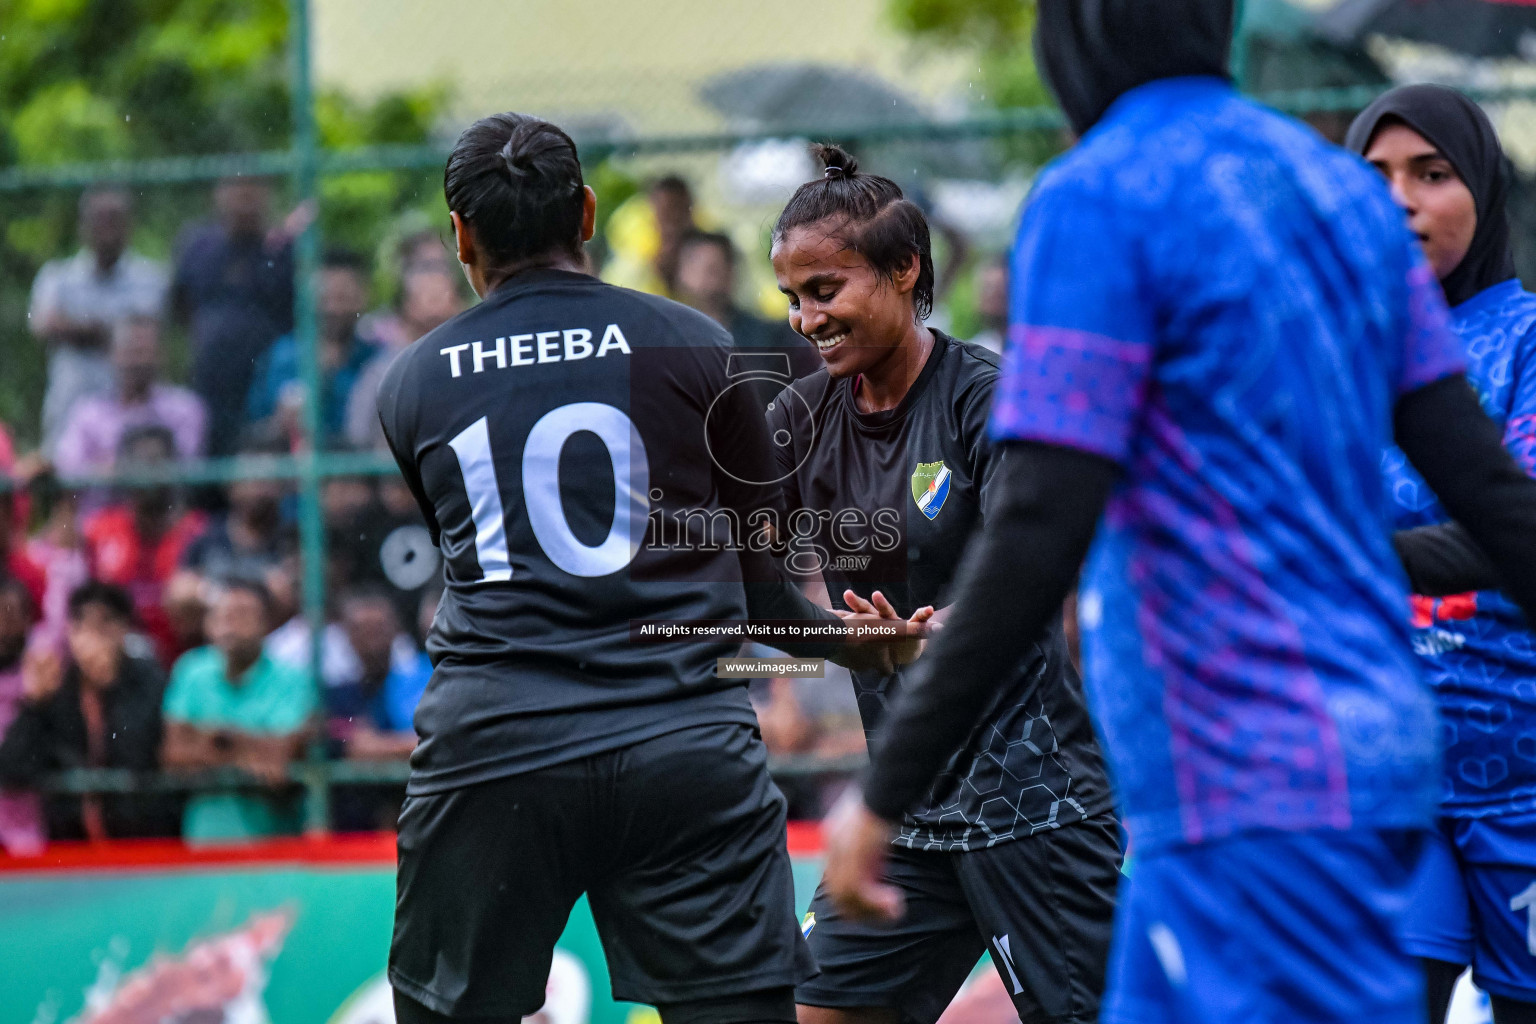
[1507,413,1536,476]
[1401,263,1467,396]
[989,324,1153,463]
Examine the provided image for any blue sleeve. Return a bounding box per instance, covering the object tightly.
[989,179,1156,465]
[1503,321,1536,477]
[1398,241,1466,397]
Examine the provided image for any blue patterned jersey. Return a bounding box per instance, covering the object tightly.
[1384,278,1536,818]
[991,77,1466,853]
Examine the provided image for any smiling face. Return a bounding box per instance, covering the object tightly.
[771,220,919,379]
[1365,122,1477,282]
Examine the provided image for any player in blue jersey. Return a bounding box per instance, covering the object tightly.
[1349,85,1536,1024]
[817,2,1536,1023]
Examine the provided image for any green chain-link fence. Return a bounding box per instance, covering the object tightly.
[7,0,1536,832]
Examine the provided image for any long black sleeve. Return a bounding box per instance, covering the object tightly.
[1393,522,1502,596]
[1394,374,1536,622]
[707,343,847,657]
[739,545,844,659]
[862,441,1119,822]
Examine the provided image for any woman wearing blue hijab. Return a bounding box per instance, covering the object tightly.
[1351,84,1536,1024]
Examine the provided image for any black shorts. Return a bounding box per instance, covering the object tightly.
[390,722,815,1018]
[796,811,1122,1024]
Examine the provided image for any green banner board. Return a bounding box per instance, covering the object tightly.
[0,835,827,1024]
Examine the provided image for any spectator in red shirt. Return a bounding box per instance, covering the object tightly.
[84,425,207,668]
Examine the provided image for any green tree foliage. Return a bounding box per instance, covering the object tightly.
[888,0,1049,110]
[0,0,447,445]
[0,0,292,165]
[885,0,1058,331]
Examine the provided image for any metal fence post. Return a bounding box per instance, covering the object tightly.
[289,0,330,835]
[1232,0,1251,92]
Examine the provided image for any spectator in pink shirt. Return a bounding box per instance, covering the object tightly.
[52,315,206,482]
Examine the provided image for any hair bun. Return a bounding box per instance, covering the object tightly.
[811,143,859,181]
[498,138,528,180]
[443,111,586,268]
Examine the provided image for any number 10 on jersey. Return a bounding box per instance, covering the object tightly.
[448,402,650,580]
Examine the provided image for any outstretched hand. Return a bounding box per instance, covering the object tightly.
[273,199,318,246]
[830,590,934,673]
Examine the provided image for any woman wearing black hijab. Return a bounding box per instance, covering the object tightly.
[1349,86,1536,1024]
[1347,85,1518,306]
[1033,0,1233,138]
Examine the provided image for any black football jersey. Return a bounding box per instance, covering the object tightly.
[378,269,806,794]
[767,331,1113,849]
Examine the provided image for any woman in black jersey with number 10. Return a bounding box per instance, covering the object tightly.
[382,116,926,1024]
[766,145,1122,1024]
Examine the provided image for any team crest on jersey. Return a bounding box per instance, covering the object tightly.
[911,461,952,520]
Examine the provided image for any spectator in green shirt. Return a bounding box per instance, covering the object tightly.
[161,578,316,842]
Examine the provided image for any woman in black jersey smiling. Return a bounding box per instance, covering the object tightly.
[383,116,921,1024]
[767,145,1121,1024]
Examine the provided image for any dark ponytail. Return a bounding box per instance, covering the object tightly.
[443,112,586,270]
[773,144,935,320]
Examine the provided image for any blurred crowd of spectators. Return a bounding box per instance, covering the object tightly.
[0,171,993,849]
[0,174,473,851]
